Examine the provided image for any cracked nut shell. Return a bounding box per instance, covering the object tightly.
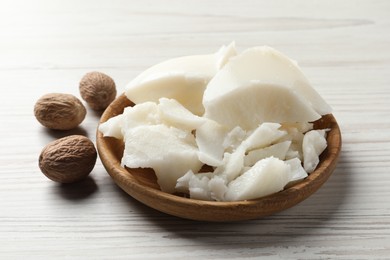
[34,93,86,130]
[39,135,97,183]
[79,71,117,110]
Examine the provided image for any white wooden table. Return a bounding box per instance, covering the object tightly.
[1,0,389,259]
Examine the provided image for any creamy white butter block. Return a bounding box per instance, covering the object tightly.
[125,42,237,115]
[203,46,331,129]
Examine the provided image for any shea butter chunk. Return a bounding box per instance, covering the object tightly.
[244,141,291,167]
[203,46,331,129]
[126,42,237,115]
[285,158,308,182]
[225,157,291,201]
[99,114,123,139]
[195,119,228,166]
[158,97,207,131]
[302,129,328,173]
[122,124,202,193]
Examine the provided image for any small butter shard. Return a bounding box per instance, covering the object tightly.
[225,157,291,201]
[158,97,207,131]
[122,102,160,129]
[302,129,328,173]
[223,126,247,152]
[241,122,287,151]
[175,171,228,201]
[244,141,291,167]
[99,114,123,139]
[189,175,212,201]
[214,148,246,182]
[99,102,160,140]
[208,175,228,201]
[279,122,312,161]
[285,158,308,182]
[195,119,228,166]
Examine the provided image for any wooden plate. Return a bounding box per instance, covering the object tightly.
[96,94,342,222]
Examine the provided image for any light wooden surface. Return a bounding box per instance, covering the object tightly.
[1,0,389,259]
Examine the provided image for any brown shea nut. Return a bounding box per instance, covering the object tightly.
[34,93,86,130]
[39,135,97,183]
[79,71,117,110]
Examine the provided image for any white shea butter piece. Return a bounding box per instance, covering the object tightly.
[121,124,202,193]
[99,114,123,139]
[204,82,322,130]
[225,157,291,201]
[244,141,291,167]
[223,126,247,152]
[121,101,161,135]
[175,171,228,201]
[214,148,246,182]
[189,175,212,201]
[158,97,207,131]
[125,42,237,115]
[285,158,308,182]
[203,46,331,129]
[195,119,228,166]
[241,122,287,151]
[99,102,161,140]
[208,175,228,201]
[303,129,328,173]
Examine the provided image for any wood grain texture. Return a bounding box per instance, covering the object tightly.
[1,0,390,258]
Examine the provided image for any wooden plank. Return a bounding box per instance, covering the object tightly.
[1,0,390,258]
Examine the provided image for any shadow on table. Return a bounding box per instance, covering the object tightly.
[111,151,352,247]
[54,176,98,200]
[43,126,89,140]
[87,106,104,120]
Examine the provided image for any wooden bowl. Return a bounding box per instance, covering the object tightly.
[96,94,342,222]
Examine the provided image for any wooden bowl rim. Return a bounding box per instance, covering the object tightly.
[96,94,342,221]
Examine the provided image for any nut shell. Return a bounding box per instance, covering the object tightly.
[34,93,86,130]
[79,71,116,110]
[39,135,97,183]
